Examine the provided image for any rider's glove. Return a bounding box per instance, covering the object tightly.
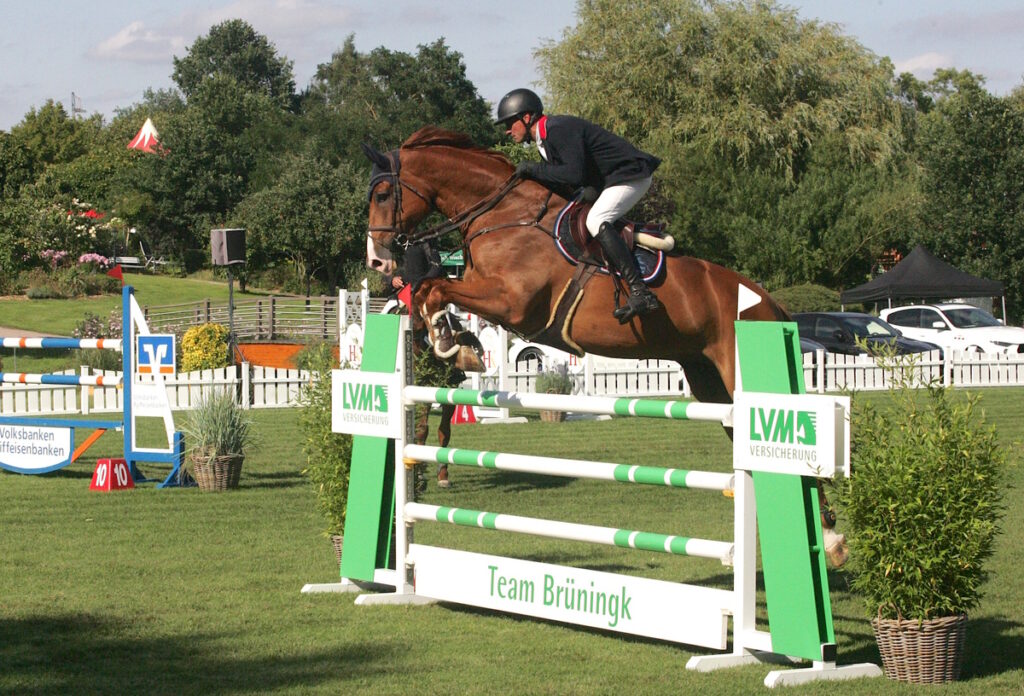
[515,161,537,179]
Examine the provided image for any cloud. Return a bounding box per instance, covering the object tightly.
[893,52,952,78]
[90,1,361,66]
[90,21,186,63]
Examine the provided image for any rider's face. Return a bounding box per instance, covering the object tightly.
[506,115,531,143]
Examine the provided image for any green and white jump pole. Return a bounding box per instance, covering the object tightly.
[310,310,881,687]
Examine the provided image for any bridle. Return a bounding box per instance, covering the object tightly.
[366,149,433,247]
[365,145,546,251]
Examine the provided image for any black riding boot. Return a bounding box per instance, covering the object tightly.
[595,223,661,324]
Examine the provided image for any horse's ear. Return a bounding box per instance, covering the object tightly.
[361,143,391,171]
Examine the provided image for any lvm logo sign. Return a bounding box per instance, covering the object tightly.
[750,407,816,446]
[331,370,403,439]
[733,392,849,478]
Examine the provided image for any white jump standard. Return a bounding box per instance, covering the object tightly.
[0,286,185,485]
[316,312,881,687]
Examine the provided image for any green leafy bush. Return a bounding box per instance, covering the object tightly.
[772,283,841,314]
[839,354,1005,621]
[299,342,353,536]
[536,362,574,394]
[72,310,124,371]
[181,323,230,372]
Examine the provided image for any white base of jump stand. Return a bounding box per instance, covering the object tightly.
[301,574,400,595]
[687,652,882,688]
[763,661,883,688]
[354,590,438,606]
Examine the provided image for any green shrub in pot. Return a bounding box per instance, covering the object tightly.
[837,350,1005,682]
[298,343,353,542]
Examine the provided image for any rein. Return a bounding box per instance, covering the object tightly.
[367,144,554,250]
[399,173,528,247]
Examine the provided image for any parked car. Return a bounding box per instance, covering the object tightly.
[799,337,828,354]
[793,312,941,356]
[508,338,580,372]
[880,304,1024,355]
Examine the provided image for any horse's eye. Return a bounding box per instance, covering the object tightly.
[375,191,390,205]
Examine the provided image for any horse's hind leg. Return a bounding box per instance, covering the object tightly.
[436,404,454,489]
[680,357,731,405]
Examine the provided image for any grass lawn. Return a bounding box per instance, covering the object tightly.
[0,271,275,336]
[0,272,279,374]
[2,389,1023,694]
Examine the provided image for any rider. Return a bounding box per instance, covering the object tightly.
[495,88,662,324]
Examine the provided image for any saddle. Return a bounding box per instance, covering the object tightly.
[553,199,670,283]
[526,199,673,356]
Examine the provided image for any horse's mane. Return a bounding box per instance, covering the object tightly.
[401,126,511,168]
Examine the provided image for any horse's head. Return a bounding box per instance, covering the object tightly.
[362,143,434,275]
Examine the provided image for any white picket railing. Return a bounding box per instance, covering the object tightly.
[0,364,314,417]
[6,287,1024,419]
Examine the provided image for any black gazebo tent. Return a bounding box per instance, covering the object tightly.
[840,246,1005,317]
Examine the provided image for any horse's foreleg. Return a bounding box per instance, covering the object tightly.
[415,277,522,365]
[819,484,848,567]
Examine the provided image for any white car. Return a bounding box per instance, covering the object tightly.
[880,304,1024,354]
[508,338,581,372]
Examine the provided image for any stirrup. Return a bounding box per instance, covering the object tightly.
[612,289,660,324]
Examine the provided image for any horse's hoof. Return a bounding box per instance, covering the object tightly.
[823,529,849,567]
[431,325,459,359]
[437,465,451,489]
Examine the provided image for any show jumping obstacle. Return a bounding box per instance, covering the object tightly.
[308,312,881,687]
[0,286,185,486]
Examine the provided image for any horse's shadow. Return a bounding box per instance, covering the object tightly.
[459,469,573,493]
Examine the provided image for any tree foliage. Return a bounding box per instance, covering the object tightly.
[913,70,1024,318]
[172,19,296,109]
[304,36,496,159]
[234,153,366,295]
[536,0,908,289]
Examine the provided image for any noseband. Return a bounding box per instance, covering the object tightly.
[367,149,432,248]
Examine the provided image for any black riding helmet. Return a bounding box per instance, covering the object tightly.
[494,88,544,126]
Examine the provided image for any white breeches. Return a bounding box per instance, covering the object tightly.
[585,176,653,237]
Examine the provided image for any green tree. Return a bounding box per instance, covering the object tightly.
[914,69,1024,320]
[535,0,907,288]
[151,21,296,264]
[172,19,296,109]
[303,36,495,159]
[234,153,366,294]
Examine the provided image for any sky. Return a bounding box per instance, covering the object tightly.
[2,1,1024,133]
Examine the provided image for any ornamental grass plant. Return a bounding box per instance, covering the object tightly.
[535,362,574,395]
[181,388,258,459]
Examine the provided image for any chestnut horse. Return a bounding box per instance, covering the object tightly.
[363,126,847,564]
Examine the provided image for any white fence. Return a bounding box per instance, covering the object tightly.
[0,364,313,417]
[6,288,1024,419]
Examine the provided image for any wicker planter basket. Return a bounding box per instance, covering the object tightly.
[871,614,967,683]
[331,535,344,565]
[191,453,244,492]
[539,409,566,422]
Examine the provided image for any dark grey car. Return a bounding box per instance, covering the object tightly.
[793,312,941,356]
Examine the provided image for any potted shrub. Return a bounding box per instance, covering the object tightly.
[181,388,257,491]
[535,362,574,422]
[838,353,1004,683]
[298,343,353,563]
